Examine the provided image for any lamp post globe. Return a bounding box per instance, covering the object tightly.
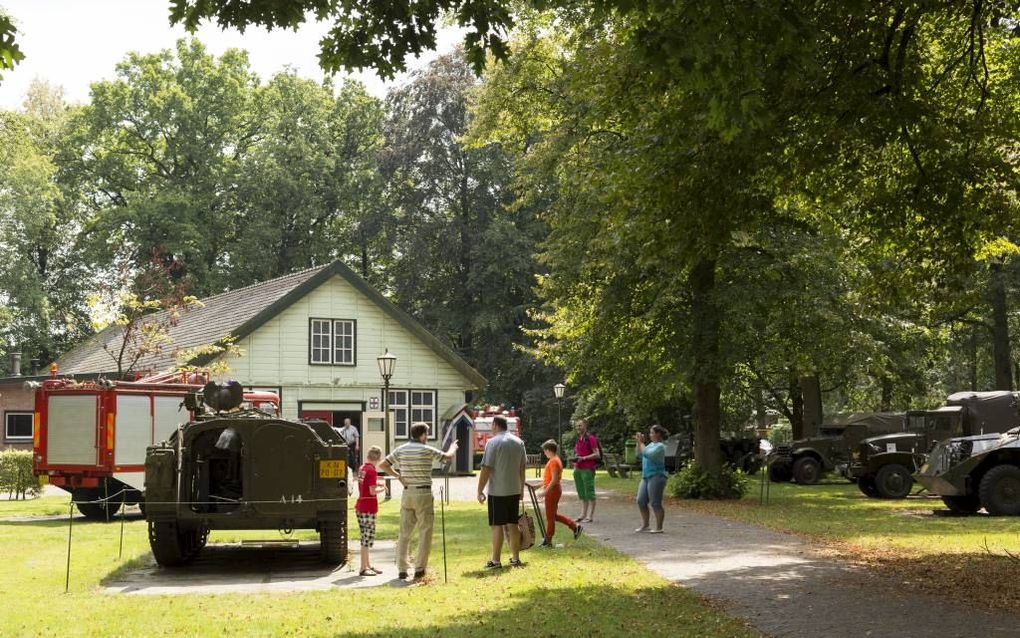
[377,350,397,457]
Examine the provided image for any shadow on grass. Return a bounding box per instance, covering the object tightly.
[341,583,755,638]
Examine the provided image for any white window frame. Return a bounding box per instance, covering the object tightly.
[333,320,355,365]
[309,318,356,366]
[410,391,436,438]
[310,319,332,364]
[389,390,409,439]
[5,412,33,441]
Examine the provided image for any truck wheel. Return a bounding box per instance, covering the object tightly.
[792,457,822,485]
[941,495,981,515]
[978,464,1020,516]
[319,521,347,565]
[874,464,913,499]
[148,521,193,567]
[768,463,792,483]
[75,499,122,521]
[858,477,879,498]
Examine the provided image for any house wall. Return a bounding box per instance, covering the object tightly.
[214,274,477,443]
[0,380,35,451]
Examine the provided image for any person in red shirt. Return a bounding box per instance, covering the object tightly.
[535,440,583,547]
[356,445,386,576]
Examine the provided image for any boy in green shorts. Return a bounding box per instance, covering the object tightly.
[572,419,600,522]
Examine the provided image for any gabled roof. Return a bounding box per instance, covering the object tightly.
[56,261,487,388]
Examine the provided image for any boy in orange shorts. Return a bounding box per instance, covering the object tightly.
[536,440,583,547]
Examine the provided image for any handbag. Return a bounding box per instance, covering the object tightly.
[517,511,536,550]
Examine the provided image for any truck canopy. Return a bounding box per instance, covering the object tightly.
[945,391,1020,434]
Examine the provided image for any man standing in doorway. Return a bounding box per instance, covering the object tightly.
[339,417,360,470]
[380,422,457,581]
[573,419,600,522]
[477,415,527,569]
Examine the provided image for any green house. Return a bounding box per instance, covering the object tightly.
[53,261,486,469]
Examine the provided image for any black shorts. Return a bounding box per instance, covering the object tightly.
[487,494,520,526]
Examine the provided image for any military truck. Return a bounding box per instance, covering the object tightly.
[915,393,1020,514]
[767,413,904,485]
[850,392,1019,499]
[144,381,348,566]
[665,433,762,474]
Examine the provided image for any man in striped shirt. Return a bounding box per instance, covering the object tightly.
[380,422,457,581]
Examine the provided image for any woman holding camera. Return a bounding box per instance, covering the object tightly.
[634,424,669,533]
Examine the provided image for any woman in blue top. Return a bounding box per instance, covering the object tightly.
[634,424,669,533]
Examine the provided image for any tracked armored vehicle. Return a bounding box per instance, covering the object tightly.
[143,381,348,566]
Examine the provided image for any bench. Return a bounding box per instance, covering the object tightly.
[526,453,544,477]
[603,453,633,479]
[380,475,395,501]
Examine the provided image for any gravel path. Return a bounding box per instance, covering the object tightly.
[559,482,1018,638]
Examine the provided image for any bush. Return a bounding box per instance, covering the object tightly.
[768,422,792,445]
[0,449,42,500]
[666,463,749,500]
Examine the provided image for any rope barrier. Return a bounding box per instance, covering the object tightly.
[60,488,351,593]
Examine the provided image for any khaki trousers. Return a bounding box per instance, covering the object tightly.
[396,490,435,572]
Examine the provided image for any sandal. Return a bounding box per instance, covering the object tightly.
[509,558,525,568]
[359,569,377,577]
[369,566,383,575]
[484,560,502,570]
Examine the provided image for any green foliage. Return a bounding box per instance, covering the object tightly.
[0,450,41,500]
[379,52,556,422]
[169,0,517,78]
[0,13,24,83]
[666,464,749,501]
[767,423,792,446]
[0,81,94,366]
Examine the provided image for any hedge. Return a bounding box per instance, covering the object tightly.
[0,449,42,500]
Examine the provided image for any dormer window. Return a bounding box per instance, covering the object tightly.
[309,318,356,365]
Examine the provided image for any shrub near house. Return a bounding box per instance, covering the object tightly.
[0,449,41,499]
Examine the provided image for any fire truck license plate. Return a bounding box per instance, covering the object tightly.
[320,460,346,478]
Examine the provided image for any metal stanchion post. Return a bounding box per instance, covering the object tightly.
[440,487,448,584]
[118,492,126,559]
[65,500,74,593]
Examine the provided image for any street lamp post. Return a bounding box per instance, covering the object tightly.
[553,383,566,457]
[377,350,397,458]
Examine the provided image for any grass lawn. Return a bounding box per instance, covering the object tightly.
[0,496,757,638]
[596,471,1020,614]
[0,493,75,517]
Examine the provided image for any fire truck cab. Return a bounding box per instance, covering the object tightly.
[471,406,522,466]
[31,370,279,520]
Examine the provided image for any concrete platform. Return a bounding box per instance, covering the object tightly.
[103,540,402,595]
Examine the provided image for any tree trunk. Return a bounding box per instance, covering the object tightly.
[789,373,804,440]
[690,258,721,474]
[989,262,1012,390]
[800,375,823,437]
[970,326,979,391]
[879,375,893,412]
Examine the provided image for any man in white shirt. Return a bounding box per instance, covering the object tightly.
[380,422,457,581]
[338,418,360,469]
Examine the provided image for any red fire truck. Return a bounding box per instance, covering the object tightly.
[471,406,522,462]
[31,368,279,520]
